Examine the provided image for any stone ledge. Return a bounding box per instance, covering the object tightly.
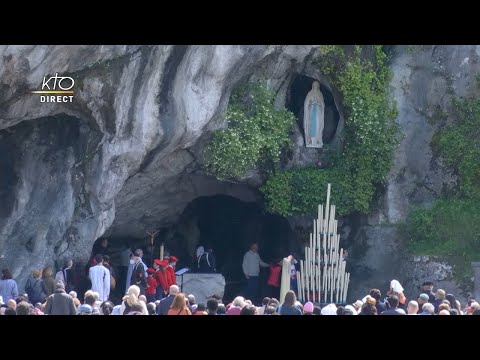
[176,273,226,305]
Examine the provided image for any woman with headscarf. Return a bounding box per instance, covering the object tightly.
[303,301,315,315]
[387,279,406,309]
[321,303,338,315]
[196,245,205,267]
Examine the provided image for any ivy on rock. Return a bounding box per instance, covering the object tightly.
[435,98,480,199]
[205,83,296,180]
[262,45,400,216]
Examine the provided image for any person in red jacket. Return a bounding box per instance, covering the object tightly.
[146,268,157,303]
[267,259,282,299]
[153,259,169,300]
[165,256,178,288]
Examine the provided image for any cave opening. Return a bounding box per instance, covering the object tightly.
[171,194,293,303]
[286,74,340,145]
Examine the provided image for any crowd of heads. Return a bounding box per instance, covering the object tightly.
[2,261,480,316]
[328,280,480,316]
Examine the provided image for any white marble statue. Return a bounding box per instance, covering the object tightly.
[303,81,325,148]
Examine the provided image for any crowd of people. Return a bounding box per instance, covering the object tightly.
[1,237,479,315]
[1,254,479,315]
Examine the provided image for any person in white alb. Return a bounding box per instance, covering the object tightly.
[242,242,269,304]
[89,254,110,302]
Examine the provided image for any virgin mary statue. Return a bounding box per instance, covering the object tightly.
[303,81,325,148]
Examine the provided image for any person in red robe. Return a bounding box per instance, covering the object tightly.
[166,256,178,288]
[153,259,169,300]
[146,268,157,303]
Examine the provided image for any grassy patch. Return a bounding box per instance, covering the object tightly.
[404,198,480,285]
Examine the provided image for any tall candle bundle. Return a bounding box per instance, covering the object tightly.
[296,184,350,305]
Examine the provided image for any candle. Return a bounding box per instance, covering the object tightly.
[334,264,337,303]
[312,248,315,300]
[317,244,321,296]
[305,247,310,302]
[330,264,334,303]
[334,253,339,303]
[317,218,321,239]
[316,264,320,301]
[301,260,306,302]
[344,272,350,303]
[325,183,331,223]
[323,231,326,266]
[327,221,331,264]
[298,261,303,302]
[297,268,302,302]
[319,205,323,233]
[310,247,315,282]
[323,264,327,303]
[312,259,316,303]
[338,262,344,304]
[280,257,291,304]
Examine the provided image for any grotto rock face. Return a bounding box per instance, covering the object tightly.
[0,45,319,288]
[385,45,480,223]
[347,45,480,301]
[1,45,479,298]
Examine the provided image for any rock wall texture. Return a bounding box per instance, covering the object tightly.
[0,45,320,289]
[346,45,480,302]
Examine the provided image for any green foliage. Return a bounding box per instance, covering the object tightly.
[404,198,480,281]
[262,166,354,216]
[262,45,400,217]
[435,98,480,198]
[205,83,296,179]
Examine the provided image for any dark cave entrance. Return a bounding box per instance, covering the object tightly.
[286,74,340,145]
[173,194,293,303]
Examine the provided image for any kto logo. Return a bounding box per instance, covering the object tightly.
[31,73,74,103]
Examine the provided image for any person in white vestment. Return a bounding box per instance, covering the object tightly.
[89,254,110,302]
